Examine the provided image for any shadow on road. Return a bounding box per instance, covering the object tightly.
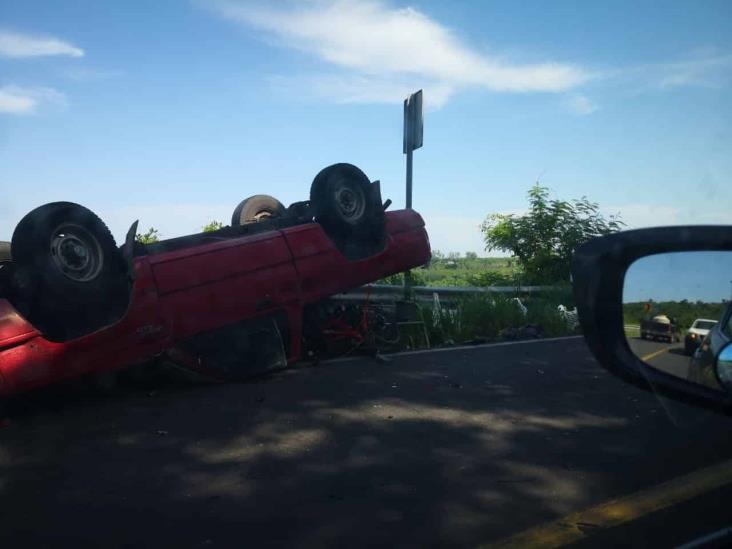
[2,340,732,548]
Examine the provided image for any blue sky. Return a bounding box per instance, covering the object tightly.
[624,251,732,303]
[1,0,730,254]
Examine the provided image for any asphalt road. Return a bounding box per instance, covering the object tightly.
[2,337,732,548]
[626,336,693,380]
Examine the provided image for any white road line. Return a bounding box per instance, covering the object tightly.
[325,335,584,364]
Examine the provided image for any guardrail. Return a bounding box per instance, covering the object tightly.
[334,284,560,302]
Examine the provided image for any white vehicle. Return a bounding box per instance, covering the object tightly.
[684,318,718,355]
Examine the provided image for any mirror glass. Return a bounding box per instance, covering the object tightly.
[623,251,732,392]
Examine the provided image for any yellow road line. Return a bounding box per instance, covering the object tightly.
[485,458,732,549]
[641,347,671,362]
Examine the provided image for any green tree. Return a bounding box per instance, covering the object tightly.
[202,220,225,232]
[481,184,624,284]
[136,227,160,244]
[465,251,478,260]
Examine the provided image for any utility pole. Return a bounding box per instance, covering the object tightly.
[403,90,423,299]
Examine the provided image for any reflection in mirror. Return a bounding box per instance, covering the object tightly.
[623,251,732,392]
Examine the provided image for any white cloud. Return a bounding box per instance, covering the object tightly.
[269,72,455,109]
[207,0,588,106]
[657,52,732,89]
[0,30,83,58]
[0,85,67,115]
[0,87,35,114]
[565,94,597,116]
[596,50,732,93]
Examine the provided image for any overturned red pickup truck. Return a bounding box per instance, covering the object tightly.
[0,164,431,397]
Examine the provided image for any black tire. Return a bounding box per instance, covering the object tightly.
[10,202,130,341]
[0,241,10,262]
[231,195,286,226]
[310,163,374,236]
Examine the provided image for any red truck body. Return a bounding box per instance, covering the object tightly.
[0,209,430,396]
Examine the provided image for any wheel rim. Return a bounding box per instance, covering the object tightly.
[333,180,366,221]
[49,223,104,282]
[252,210,273,222]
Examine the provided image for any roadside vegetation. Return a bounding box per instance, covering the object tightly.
[381,255,520,287]
[383,184,623,346]
[134,184,620,348]
[482,184,624,284]
[135,227,160,244]
[624,301,728,333]
[419,290,577,348]
[202,220,225,232]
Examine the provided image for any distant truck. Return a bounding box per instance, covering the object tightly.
[684,318,718,355]
[640,314,680,343]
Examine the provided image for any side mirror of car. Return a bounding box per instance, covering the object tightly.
[715,342,732,391]
[571,226,732,414]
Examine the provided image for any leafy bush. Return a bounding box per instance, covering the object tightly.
[482,184,624,284]
[379,270,428,286]
[466,270,516,287]
[202,220,225,232]
[136,227,160,244]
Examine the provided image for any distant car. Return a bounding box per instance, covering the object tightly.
[0,163,431,397]
[687,304,732,390]
[640,314,680,343]
[684,318,718,355]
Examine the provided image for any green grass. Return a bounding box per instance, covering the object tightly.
[381,256,524,288]
[420,292,575,347]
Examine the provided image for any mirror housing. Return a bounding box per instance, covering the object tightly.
[572,225,732,414]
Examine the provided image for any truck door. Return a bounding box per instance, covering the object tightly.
[148,231,299,341]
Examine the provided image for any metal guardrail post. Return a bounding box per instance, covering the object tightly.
[404,271,414,301]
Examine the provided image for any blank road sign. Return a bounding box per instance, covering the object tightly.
[403,90,423,153]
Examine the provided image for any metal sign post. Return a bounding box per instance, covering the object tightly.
[403,90,423,298]
[403,90,423,209]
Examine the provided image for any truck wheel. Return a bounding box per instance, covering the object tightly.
[10,202,130,341]
[231,195,286,226]
[0,241,10,262]
[310,163,374,236]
